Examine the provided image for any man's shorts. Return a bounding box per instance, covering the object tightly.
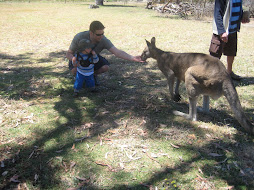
[209,32,237,58]
[68,55,110,72]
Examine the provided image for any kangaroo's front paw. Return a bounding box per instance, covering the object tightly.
[173,94,181,102]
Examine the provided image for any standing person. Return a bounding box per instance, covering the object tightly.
[73,39,99,97]
[209,0,250,80]
[66,20,143,86]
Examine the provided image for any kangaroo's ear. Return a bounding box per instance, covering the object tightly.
[145,39,151,47]
[151,37,156,46]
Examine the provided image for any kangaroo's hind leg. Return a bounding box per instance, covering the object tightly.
[174,78,181,102]
[173,96,198,121]
[173,70,199,121]
[202,95,209,112]
[188,97,198,121]
[197,95,210,113]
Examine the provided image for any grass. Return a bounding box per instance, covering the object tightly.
[0,1,254,189]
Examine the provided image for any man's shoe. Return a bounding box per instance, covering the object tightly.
[230,72,242,81]
[94,75,100,86]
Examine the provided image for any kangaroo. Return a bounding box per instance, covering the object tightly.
[141,37,253,135]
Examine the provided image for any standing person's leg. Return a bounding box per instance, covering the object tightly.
[227,55,241,80]
[224,33,241,80]
[227,56,234,73]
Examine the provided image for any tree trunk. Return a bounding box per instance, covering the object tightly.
[95,0,104,5]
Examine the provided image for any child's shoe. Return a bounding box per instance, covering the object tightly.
[73,92,79,97]
[90,87,99,93]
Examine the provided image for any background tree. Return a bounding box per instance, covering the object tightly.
[95,0,104,5]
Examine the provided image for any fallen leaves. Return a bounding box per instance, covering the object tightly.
[188,134,197,140]
[194,173,216,190]
[67,177,90,190]
[125,150,141,161]
[145,152,161,166]
[1,161,5,167]
[74,135,90,142]
[208,153,223,157]
[81,122,93,129]
[170,143,180,149]
[10,175,20,183]
[2,171,8,176]
[70,161,76,170]
[62,161,76,172]
[34,173,39,183]
[95,161,117,172]
[28,146,41,159]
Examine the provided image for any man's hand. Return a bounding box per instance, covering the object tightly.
[220,32,228,43]
[132,55,145,63]
[72,57,80,67]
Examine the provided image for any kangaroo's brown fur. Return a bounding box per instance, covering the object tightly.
[141,37,253,135]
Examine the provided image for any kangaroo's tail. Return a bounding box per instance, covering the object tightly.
[222,78,254,135]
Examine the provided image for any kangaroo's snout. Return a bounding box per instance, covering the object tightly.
[141,45,151,62]
[141,53,147,61]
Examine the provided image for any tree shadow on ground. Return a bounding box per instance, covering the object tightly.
[0,51,253,189]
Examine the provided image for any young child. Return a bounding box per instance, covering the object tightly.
[72,39,99,97]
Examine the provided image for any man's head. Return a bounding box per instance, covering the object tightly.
[89,21,105,33]
[89,21,105,43]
